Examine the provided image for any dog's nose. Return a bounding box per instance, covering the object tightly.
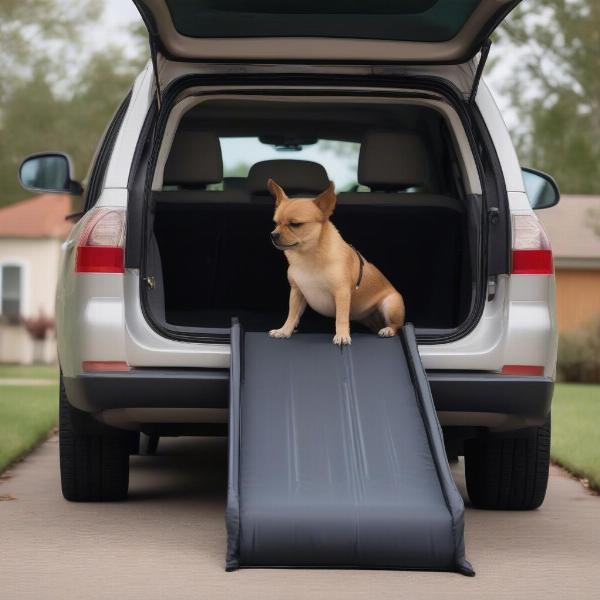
[270,231,280,241]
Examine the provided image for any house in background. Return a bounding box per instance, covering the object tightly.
[537,195,600,333]
[0,194,72,364]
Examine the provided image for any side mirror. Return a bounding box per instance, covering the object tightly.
[521,167,560,210]
[19,152,83,195]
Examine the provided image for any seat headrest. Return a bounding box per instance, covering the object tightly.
[164,131,223,188]
[247,160,329,196]
[358,131,428,191]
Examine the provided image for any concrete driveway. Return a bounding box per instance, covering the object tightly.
[1,435,599,600]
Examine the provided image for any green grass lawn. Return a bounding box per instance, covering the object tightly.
[552,383,600,491]
[0,365,58,473]
[0,364,58,381]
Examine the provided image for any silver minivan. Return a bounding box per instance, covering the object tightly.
[20,0,559,509]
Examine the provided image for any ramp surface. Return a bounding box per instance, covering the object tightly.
[226,323,473,575]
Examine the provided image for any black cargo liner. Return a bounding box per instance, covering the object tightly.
[128,76,507,345]
[151,197,472,333]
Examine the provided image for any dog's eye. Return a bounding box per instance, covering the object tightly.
[289,222,303,229]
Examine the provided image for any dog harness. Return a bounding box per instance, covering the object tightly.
[349,244,365,289]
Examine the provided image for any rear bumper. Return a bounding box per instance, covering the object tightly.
[428,372,553,419]
[64,369,229,412]
[428,372,553,429]
[63,369,553,428]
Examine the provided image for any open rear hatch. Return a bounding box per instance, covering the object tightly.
[132,1,515,343]
[133,0,521,95]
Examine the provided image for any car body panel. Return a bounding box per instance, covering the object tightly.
[156,56,486,99]
[54,63,556,430]
[103,66,154,191]
[475,82,526,195]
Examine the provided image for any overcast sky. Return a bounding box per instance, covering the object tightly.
[91,1,143,58]
[106,0,142,32]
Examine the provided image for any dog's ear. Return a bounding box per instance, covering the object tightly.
[313,181,336,218]
[267,178,288,207]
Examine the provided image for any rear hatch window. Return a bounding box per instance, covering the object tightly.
[135,0,521,65]
[165,0,481,42]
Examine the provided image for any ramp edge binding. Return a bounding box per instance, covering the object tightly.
[225,319,241,571]
[400,324,475,577]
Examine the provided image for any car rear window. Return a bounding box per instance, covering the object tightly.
[165,0,481,43]
[220,137,359,191]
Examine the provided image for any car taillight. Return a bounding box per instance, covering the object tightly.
[75,209,125,273]
[511,214,553,275]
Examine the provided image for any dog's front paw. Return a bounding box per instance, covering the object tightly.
[333,333,352,346]
[378,327,396,338]
[269,328,292,339]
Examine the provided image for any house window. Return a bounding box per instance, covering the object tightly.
[1,264,22,319]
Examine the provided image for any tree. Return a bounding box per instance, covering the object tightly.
[0,1,148,206]
[0,49,146,204]
[0,0,101,104]
[493,0,600,194]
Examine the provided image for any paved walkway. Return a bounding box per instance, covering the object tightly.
[0,378,56,386]
[1,435,599,600]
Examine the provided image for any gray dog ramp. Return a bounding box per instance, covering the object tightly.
[226,321,473,575]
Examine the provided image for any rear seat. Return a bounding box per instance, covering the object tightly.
[154,150,334,322]
[156,131,248,204]
[337,130,463,213]
[247,159,329,201]
[333,131,468,328]
[153,130,468,329]
[156,133,331,206]
[163,131,222,190]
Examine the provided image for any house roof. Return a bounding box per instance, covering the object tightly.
[0,194,73,239]
[537,195,600,269]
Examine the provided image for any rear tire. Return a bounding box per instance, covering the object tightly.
[59,375,131,501]
[464,417,551,510]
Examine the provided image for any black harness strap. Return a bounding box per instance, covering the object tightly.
[349,244,365,289]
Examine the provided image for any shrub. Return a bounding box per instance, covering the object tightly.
[22,311,55,341]
[557,315,600,383]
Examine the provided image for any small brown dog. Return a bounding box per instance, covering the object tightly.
[268,179,405,345]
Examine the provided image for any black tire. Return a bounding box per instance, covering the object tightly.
[59,375,130,501]
[464,417,551,510]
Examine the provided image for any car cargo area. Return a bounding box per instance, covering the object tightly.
[145,98,480,335]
